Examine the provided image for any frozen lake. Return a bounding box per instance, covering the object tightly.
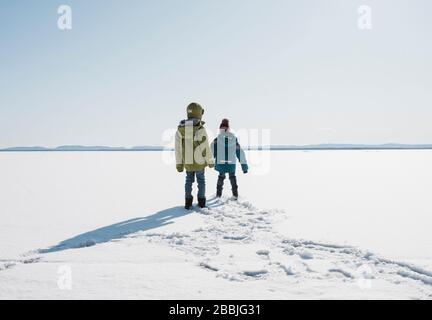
[1,150,431,299]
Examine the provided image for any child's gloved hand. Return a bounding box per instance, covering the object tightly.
[208,163,215,169]
[241,164,249,174]
[176,164,184,172]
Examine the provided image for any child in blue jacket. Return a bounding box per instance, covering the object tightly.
[211,119,248,199]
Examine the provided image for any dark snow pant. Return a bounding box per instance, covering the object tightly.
[185,170,206,199]
[217,172,238,194]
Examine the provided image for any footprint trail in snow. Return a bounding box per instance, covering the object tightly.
[140,197,432,297]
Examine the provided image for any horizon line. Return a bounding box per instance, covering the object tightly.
[1,143,432,152]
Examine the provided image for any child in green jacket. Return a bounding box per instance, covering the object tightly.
[175,103,214,209]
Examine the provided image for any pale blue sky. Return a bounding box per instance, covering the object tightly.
[1,0,431,147]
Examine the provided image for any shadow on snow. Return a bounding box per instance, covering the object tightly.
[38,206,189,254]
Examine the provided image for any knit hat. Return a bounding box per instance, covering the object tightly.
[219,118,230,130]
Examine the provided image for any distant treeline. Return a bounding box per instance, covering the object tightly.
[1,144,432,152]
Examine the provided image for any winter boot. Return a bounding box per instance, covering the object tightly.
[216,174,225,198]
[198,197,206,208]
[216,186,223,198]
[232,188,238,200]
[185,197,193,210]
[229,174,239,200]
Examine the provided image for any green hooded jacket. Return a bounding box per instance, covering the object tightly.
[175,118,214,172]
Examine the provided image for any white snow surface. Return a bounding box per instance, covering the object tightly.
[0,151,431,299]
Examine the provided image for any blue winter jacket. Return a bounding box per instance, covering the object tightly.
[211,131,248,174]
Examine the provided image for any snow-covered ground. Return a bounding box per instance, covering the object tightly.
[1,151,431,299]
